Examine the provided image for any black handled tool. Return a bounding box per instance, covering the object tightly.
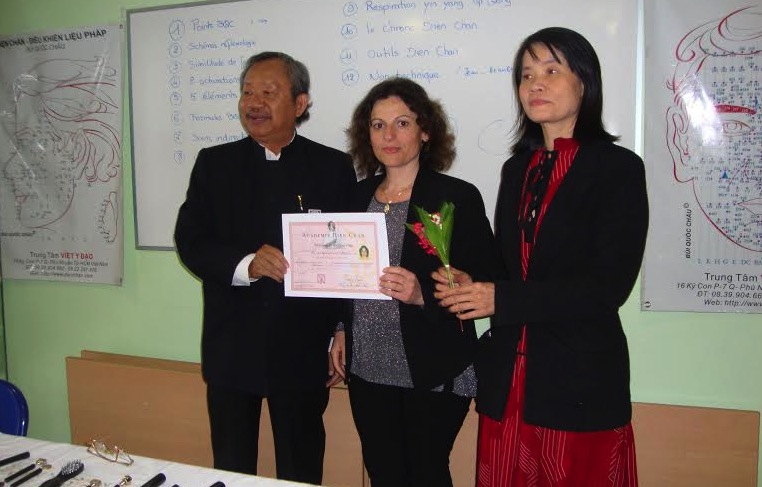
[38,460,84,487]
[9,468,41,487]
[0,453,30,468]
[138,473,165,487]
[4,464,35,483]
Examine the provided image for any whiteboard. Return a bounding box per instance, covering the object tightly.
[128,0,637,249]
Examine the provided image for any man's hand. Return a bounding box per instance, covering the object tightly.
[327,331,347,387]
[248,244,289,282]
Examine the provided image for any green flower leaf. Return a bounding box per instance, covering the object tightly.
[405,202,455,266]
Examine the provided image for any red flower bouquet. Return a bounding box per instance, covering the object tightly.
[406,202,461,328]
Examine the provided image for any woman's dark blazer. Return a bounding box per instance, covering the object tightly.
[475,141,649,431]
[346,167,498,390]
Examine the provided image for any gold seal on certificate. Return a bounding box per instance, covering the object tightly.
[282,212,391,300]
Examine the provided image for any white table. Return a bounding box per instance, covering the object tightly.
[0,434,313,487]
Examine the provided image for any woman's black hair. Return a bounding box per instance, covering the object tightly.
[511,27,618,153]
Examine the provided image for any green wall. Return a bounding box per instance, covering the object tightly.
[1,0,761,483]
[1,281,5,379]
[0,0,206,439]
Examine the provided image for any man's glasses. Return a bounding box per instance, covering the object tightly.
[86,439,134,466]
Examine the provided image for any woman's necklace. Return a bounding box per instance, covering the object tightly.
[380,183,413,213]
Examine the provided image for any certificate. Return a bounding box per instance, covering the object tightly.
[282,212,391,300]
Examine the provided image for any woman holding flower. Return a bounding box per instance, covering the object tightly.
[434,27,648,486]
[328,77,496,487]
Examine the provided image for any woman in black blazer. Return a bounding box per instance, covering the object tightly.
[434,28,649,486]
[328,77,496,487]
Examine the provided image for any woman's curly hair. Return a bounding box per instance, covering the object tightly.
[346,77,456,179]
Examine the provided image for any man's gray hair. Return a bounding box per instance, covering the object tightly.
[239,51,312,125]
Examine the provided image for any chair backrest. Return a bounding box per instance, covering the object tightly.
[0,379,29,436]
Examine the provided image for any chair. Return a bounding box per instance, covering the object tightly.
[0,379,29,436]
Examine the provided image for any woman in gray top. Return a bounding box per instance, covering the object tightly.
[329,77,497,487]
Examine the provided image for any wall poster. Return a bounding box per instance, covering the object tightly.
[0,25,123,284]
[642,2,762,312]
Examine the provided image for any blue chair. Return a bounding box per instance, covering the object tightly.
[0,379,29,436]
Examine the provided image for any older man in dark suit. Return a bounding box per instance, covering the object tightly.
[174,51,355,484]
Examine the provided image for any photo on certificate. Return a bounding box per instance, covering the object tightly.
[282,212,391,300]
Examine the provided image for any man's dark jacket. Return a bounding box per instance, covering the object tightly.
[175,135,356,394]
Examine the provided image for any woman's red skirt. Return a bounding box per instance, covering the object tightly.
[476,347,638,487]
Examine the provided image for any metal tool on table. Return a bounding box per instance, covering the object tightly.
[112,475,131,487]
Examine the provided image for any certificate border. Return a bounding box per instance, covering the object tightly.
[282,212,391,300]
